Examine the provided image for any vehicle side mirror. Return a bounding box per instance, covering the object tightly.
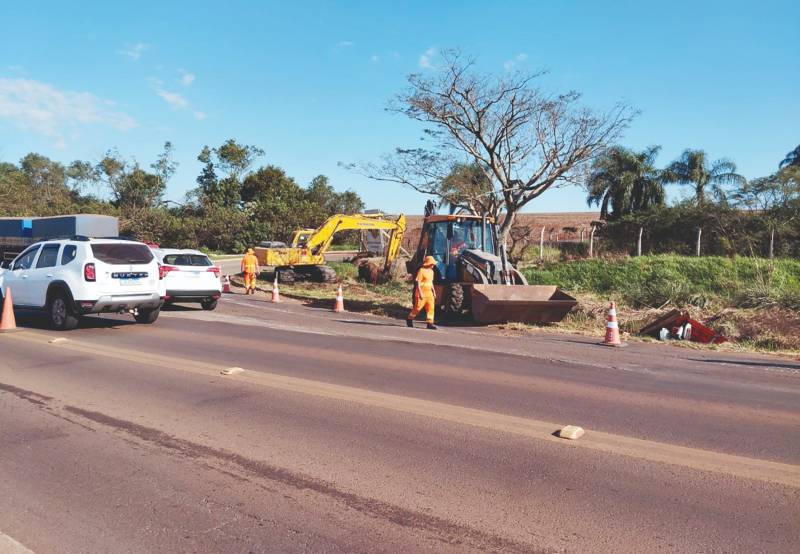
[0,260,9,269]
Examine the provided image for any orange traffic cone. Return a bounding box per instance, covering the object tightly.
[333,284,345,313]
[601,301,625,347]
[271,275,281,303]
[221,274,232,294]
[0,287,18,333]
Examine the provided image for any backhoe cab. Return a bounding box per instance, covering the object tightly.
[408,214,576,324]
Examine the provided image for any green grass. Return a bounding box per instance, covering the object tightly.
[523,255,800,309]
[328,243,360,251]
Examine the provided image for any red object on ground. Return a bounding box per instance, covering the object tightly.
[641,309,726,344]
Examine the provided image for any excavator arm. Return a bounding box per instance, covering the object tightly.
[255,214,406,274]
[305,214,406,260]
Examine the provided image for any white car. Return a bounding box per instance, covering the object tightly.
[151,249,222,310]
[0,237,163,330]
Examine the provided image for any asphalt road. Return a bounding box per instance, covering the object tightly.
[1,294,799,553]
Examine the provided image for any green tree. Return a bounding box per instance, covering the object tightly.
[437,162,496,215]
[586,146,665,220]
[192,139,263,208]
[780,144,800,169]
[665,149,745,203]
[98,143,176,210]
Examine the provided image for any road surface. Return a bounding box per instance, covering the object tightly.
[1,293,799,553]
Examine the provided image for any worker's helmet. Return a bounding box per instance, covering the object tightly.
[422,255,436,268]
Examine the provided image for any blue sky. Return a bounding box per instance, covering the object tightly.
[1,0,798,214]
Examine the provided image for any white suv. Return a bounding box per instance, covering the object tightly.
[0,237,163,330]
[152,248,222,310]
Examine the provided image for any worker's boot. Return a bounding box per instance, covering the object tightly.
[406,319,414,328]
[427,323,438,330]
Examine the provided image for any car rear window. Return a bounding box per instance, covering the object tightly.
[91,243,154,265]
[163,254,212,267]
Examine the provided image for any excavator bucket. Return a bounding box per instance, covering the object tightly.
[470,285,578,324]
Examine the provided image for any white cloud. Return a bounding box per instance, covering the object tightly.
[370,54,380,63]
[419,47,436,69]
[192,110,207,120]
[0,78,137,144]
[503,52,528,72]
[178,69,196,87]
[155,88,188,110]
[117,42,149,61]
[336,40,355,48]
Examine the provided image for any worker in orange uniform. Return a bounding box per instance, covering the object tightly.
[240,248,261,295]
[406,255,438,330]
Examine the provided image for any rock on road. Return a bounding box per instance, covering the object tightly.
[1,295,799,553]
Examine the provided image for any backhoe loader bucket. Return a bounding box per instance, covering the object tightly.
[470,285,577,324]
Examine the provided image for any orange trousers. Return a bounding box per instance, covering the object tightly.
[408,295,435,324]
[243,272,257,290]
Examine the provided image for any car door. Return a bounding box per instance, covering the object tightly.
[5,244,42,306]
[28,243,62,308]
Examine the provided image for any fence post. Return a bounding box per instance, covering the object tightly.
[637,227,643,257]
[589,226,596,258]
[769,228,775,259]
[539,225,545,261]
[579,228,585,243]
[696,227,702,257]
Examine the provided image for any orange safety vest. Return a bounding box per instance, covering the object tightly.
[242,253,259,273]
[415,267,435,299]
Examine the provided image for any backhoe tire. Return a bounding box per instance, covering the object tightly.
[445,283,465,316]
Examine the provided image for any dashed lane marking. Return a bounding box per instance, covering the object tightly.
[4,331,800,489]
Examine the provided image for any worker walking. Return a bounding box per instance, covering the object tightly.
[407,255,438,330]
[240,248,261,295]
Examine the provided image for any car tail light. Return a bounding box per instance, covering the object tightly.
[84,263,96,282]
[159,264,179,279]
[208,266,220,278]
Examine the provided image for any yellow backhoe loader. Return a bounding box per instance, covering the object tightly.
[406,213,577,324]
[254,214,406,283]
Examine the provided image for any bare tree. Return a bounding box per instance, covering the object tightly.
[357,50,635,244]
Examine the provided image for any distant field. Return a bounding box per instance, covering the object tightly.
[401,212,599,252]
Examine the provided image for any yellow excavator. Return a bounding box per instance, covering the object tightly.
[254,213,406,283]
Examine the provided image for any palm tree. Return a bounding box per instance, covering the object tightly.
[780,144,800,168]
[664,149,745,203]
[586,146,665,220]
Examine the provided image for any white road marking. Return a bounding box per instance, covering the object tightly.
[0,532,34,554]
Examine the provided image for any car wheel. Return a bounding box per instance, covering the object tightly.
[201,299,218,311]
[49,292,79,331]
[134,307,160,324]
